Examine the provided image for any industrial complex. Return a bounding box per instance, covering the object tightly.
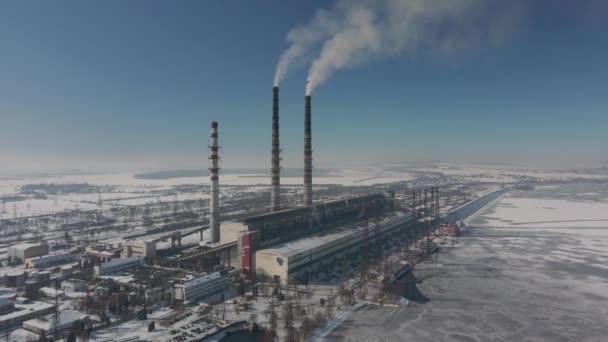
[0,86,507,342]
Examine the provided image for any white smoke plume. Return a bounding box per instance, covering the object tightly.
[273,5,346,87]
[275,0,526,95]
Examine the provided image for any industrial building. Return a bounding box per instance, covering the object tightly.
[22,310,89,339]
[0,298,54,331]
[25,251,77,269]
[94,256,144,277]
[8,243,49,264]
[255,209,413,284]
[174,270,230,303]
[85,246,120,262]
[39,287,65,299]
[4,271,26,287]
[123,240,157,258]
[238,193,392,277]
[0,298,14,315]
[61,279,86,293]
[443,189,505,224]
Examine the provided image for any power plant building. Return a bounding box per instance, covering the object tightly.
[255,209,413,285]
[237,192,397,280]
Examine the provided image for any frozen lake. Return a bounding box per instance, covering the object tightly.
[326,183,608,342]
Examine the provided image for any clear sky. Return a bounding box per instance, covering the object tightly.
[1,1,607,174]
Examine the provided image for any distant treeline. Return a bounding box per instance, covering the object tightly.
[20,183,101,194]
[134,168,341,180]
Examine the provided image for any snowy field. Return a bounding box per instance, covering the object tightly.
[0,168,416,219]
[2,163,607,220]
[326,183,608,342]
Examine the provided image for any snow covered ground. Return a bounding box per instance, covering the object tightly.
[0,168,417,220]
[2,163,607,220]
[326,183,608,341]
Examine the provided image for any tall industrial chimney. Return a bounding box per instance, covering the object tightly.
[303,95,313,207]
[271,87,281,212]
[209,122,220,243]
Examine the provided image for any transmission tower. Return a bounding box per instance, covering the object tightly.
[359,216,369,297]
[53,279,60,339]
[435,187,441,233]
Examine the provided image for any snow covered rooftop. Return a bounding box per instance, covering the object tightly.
[9,243,42,250]
[23,310,86,332]
[0,300,54,322]
[176,270,228,288]
[258,210,411,259]
[99,256,142,269]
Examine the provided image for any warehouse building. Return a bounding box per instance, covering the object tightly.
[8,244,49,264]
[94,256,143,278]
[61,279,86,293]
[0,298,54,331]
[25,252,77,269]
[174,270,230,303]
[255,209,413,285]
[22,310,89,339]
[239,193,392,278]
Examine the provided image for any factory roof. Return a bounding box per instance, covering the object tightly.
[243,207,312,224]
[9,243,43,250]
[0,300,54,322]
[176,270,228,288]
[257,209,411,259]
[27,251,74,261]
[99,256,143,270]
[243,193,386,225]
[39,287,65,298]
[23,310,86,333]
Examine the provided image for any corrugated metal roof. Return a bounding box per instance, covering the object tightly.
[257,210,411,259]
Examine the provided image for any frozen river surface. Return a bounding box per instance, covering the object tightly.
[327,184,608,342]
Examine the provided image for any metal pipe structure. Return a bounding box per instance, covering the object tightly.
[209,122,220,243]
[271,87,281,212]
[303,95,313,207]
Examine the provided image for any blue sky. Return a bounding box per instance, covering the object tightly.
[1,1,607,174]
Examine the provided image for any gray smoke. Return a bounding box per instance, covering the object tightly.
[274,0,526,95]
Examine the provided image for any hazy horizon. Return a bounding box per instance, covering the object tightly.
[2,1,608,175]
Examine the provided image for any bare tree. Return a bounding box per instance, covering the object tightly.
[324,300,335,321]
[213,305,221,320]
[313,311,327,328]
[233,300,241,315]
[283,302,297,342]
[299,315,315,341]
[265,300,278,341]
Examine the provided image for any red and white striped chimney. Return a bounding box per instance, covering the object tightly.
[303,95,313,207]
[209,122,220,243]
